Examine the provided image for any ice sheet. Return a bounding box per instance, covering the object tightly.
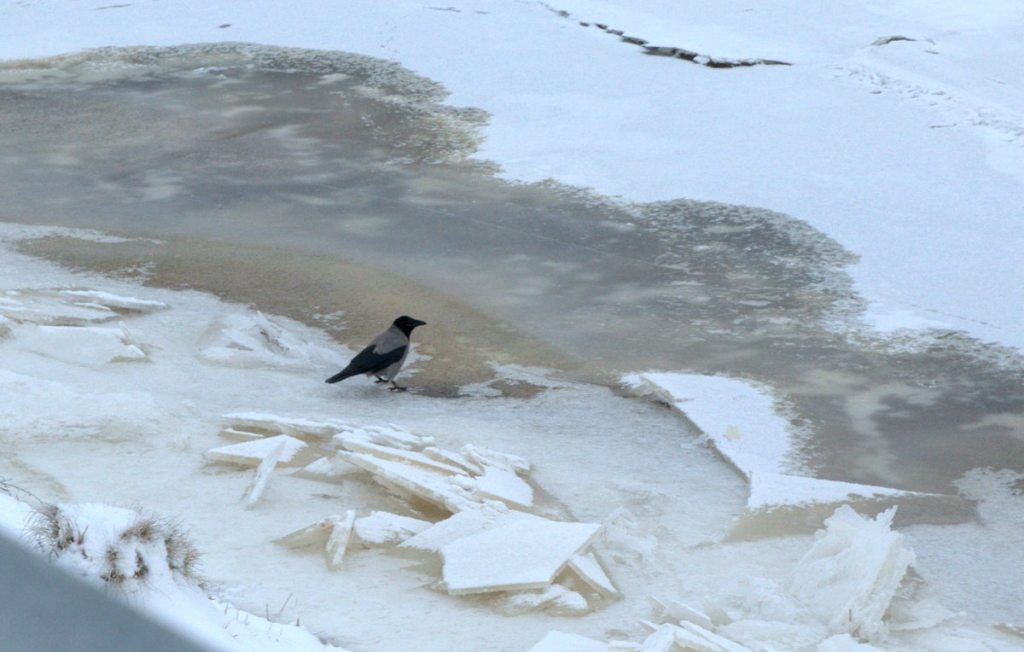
[441,516,601,594]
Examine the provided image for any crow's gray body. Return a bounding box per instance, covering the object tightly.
[325,316,425,390]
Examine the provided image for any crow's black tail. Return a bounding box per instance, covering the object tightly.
[325,367,356,384]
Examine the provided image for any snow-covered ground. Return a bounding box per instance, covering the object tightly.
[1,1,1023,651]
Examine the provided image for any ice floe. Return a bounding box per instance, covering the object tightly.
[624,372,962,528]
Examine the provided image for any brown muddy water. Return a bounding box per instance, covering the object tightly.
[1,44,1022,496]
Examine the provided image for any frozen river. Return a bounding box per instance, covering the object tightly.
[3,42,1024,650]
[3,44,1022,497]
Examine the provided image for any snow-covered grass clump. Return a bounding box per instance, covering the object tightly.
[30,503,202,590]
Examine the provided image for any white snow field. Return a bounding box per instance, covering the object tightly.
[1,0,1023,650]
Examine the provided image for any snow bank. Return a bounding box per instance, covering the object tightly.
[24,501,348,652]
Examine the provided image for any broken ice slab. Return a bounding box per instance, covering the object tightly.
[0,288,167,326]
[339,438,466,476]
[400,504,531,553]
[335,424,432,450]
[221,412,340,439]
[730,473,973,539]
[293,455,361,481]
[461,444,530,474]
[326,510,356,570]
[568,552,620,600]
[198,311,345,369]
[274,516,341,549]
[338,451,479,513]
[242,440,287,510]
[218,427,266,442]
[648,597,714,631]
[639,624,677,652]
[500,584,590,617]
[14,323,148,366]
[747,471,920,511]
[353,511,431,547]
[206,434,308,467]
[422,447,484,475]
[440,514,601,595]
[672,621,753,652]
[788,506,914,641]
[527,631,611,652]
[624,372,791,479]
[473,463,534,509]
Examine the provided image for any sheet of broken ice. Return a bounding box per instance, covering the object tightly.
[198,311,347,369]
[625,372,923,512]
[238,414,616,603]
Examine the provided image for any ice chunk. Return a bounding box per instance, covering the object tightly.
[242,440,287,509]
[205,434,307,467]
[274,516,341,549]
[441,515,601,594]
[58,290,168,313]
[0,288,166,326]
[789,506,914,640]
[422,446,484,474]
[222,412,340,439]
[639,624,676,652]
[473,463,534,509]
[339,451,478,513]
[218,427,266,442]
[568,552,620,599]
[340,438,466,475]
[198,311,344,369]
[673,621,753,652]
[353,511,431,547]
[649,597,713,630]
[15,323,148,366]
[626,372,791,478]
[501,584,591,616]
[400,505,531,553]
[462,444,530,474]
[326,510,356,570]
[528,631,610,652]
[293,455,361,481]
[748,471,921,510]
[335,424,431,450]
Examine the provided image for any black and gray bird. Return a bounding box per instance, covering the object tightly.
[325,316,426,391]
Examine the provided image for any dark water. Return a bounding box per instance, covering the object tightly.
[2,44,1022,495]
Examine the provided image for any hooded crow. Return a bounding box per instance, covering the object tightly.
[325,316,426,391]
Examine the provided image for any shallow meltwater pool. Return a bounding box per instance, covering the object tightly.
[2,43,1024,649]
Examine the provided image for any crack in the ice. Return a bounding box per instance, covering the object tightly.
[539,2,791,68]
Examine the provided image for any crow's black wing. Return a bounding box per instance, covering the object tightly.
[325,343,407,383]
